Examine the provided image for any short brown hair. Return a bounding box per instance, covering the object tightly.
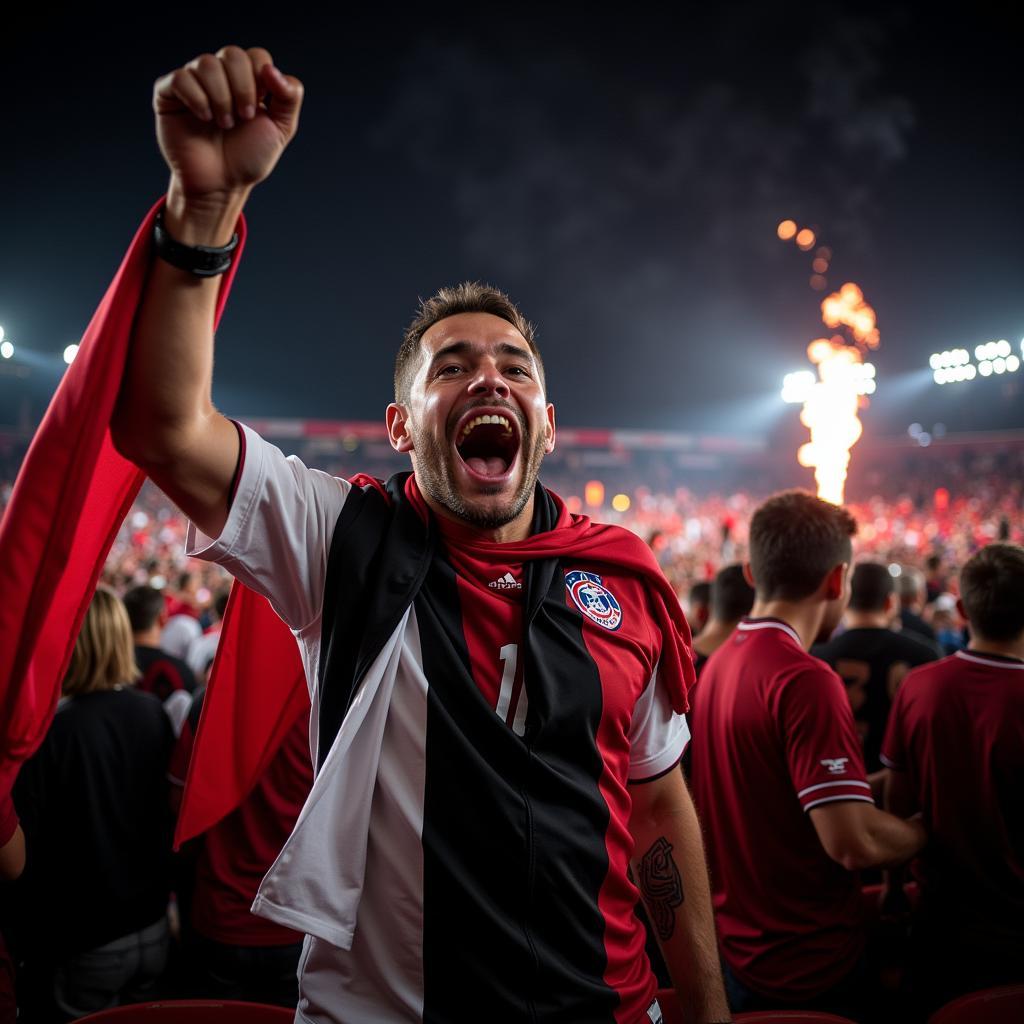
[959,542,1024,642]
[394,281,544,404]
[748,490,858,601]
[63,587,141,697]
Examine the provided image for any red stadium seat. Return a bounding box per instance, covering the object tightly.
[77,1001,294,1022]
[655,989,857,1024]
[928,984,1024,1024]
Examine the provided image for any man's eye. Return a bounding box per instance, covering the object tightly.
[439,365,462,376]
[508,367,529,377]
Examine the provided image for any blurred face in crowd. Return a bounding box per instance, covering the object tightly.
[387,313,556,534]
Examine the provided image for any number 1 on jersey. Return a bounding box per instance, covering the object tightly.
[496,643,529,737]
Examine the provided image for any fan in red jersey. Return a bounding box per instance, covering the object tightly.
[689,490,926,1019]
[882,542,1024,1017]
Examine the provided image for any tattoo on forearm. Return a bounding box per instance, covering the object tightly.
[638,836,685,941]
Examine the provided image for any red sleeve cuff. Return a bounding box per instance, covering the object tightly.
[797,779,874,812]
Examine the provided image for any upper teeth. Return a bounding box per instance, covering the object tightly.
[458,414,513,444]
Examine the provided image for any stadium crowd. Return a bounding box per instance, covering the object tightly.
[1,444,1022,1022]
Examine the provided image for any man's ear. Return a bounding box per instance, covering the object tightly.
[956,597,967,622]
[544,403,557,454]
[386,403,414,453]
[742,562,756,589]
[824,562,847,601]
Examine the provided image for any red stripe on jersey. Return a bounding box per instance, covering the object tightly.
[438,517,525,719]
[569,571,663,1023]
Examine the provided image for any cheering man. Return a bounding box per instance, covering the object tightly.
[108,45,730,1024]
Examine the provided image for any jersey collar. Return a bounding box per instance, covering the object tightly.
[956,649,1024,670]
[737,616,802,647]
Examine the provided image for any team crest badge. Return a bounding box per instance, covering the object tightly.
[565,570,623,631]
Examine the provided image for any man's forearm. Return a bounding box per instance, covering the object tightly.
[112,181,249,463]
[631,777,731,1023]
[864,806,926,868]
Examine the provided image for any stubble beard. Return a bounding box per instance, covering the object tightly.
[412,426,547,531]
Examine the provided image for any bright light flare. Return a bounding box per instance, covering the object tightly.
[584,480,605,508]
[795,339,867,505]
[781,369,816,404]
[63,343,80,365]
[0,341,12,360]
[611,493,631,512]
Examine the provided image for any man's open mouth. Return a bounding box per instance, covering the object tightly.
[453,410,521,480]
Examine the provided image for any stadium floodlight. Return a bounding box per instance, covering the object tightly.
[0,325,4,342]
[997,339,1011,358]
[0,341,12,360]
[781,370,816,404]
[933,369,946,385]
[994,358,1007,374]
[63,343,79,365]
[979,361,993,376]
[929,353,941,370]
[1007,355,1021,373]
[965,364,977,379]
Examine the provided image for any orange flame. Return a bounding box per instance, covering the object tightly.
[797,339,866,505]
[795,278,879,505]
[820,282,880,348]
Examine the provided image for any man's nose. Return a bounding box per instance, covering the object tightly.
[469,362,510,398]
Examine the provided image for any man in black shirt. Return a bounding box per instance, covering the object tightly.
[813,561,938,779]
[124,585,198,701]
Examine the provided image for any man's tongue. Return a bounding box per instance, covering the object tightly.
[465,456,507,477]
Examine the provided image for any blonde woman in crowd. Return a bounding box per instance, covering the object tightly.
[8,587,174,1021]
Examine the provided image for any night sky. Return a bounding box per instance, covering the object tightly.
[2,2,1022,440]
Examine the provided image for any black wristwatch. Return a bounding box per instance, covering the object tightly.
[153,207,239,277]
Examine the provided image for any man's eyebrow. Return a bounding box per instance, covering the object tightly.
[427,340,534,367]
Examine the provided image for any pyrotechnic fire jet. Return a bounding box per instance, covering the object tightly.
[781,282,878,506]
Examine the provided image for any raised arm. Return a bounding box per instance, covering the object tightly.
[111,45,304,539]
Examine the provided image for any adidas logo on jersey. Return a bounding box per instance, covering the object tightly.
[488,572,521,590]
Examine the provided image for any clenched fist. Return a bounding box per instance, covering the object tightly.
[153,45,304,204]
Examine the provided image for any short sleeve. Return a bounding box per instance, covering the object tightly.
[776,665,873,812]
[879,681,909,771]
[185,421,351,632]
[627,661,691,782]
